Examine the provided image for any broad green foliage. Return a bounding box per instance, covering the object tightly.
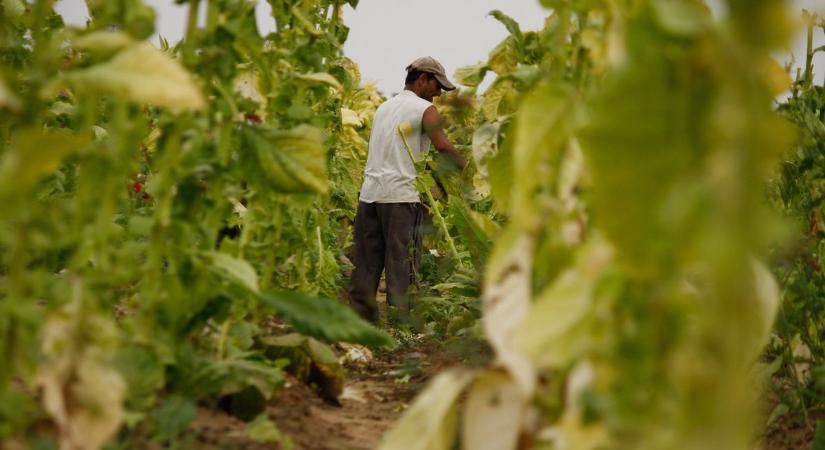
[0,0,386,447]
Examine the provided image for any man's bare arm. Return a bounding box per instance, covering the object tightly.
[423,106,467,170]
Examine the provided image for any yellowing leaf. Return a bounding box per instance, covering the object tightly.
[38,295,126,450]
[207,251,260,294]
[488,36,518,75]
[51,42,205,111]
[481,78,514,122]
[472,123,500,179]
[235,70,267,108]
[341,108,363,127]
[515,240,614,369]
[379,370,475,450]
[454,62,489,88]
[461,370,525,450]
[483,228,536,396]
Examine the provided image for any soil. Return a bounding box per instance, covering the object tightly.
[185,334,492,450]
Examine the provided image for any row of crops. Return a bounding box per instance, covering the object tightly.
[1,0,825,449]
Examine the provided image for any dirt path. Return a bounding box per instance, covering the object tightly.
[267,344,428,450]
[187,335,489,450]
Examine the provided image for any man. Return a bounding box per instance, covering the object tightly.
[348,56,466,324]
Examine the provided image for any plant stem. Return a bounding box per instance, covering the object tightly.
[398,127,466,269]
[804,14,814,88]
[186,0,201,44]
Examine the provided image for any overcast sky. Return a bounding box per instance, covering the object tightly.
[54,0,825,94]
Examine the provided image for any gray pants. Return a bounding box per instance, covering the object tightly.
[348,201,423,323]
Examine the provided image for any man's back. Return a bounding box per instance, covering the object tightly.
[359,90,432,204]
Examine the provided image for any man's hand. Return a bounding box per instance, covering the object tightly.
[423,106,467,170]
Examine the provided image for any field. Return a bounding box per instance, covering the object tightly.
[1,1,825,449]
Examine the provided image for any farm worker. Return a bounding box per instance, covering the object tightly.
[348,56,466,324]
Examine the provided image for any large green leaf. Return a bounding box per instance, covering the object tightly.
[259,292,395,348]
[241,124,329,195]
[206,251,260,294]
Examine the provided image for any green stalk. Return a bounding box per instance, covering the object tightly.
[804,13,814,88]
[217,320,230,360]
[398,127,466,269]
[186,0,201,44]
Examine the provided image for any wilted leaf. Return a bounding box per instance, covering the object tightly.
[472,122,500,179]
[38,305,126,450]
[379,370,475,450]
[481,78,514,122]
[260,334,345,403]
[49,42,205,111]
[259,292,395,348]
[342,108,363,127]
[483,228,536,396]
[207,251,260,294]
[516,241,613,368]
[461,370,525,450]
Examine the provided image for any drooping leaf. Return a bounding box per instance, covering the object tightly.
[379,370,475,450]
[259,292,395,348]
[454,62,489,88]
[488,37,518,76]
[515,240,614,369]
[482,227,536,396]
[461,370,525,450]
[260,333,345,403]
[48,42,205,111]
[294,72,343,91]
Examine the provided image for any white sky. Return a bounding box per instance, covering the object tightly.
[54,0,825,94]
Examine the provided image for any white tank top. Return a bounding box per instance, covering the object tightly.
[359,90,432,203]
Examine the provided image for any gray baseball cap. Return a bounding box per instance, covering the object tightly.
[406,56,456,91]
